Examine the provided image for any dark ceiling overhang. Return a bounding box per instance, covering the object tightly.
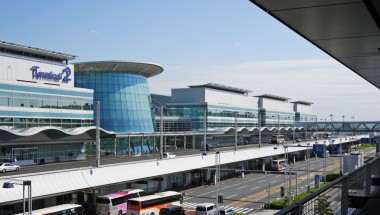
[249,0,380,89]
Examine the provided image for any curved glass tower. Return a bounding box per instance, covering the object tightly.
[74,61,163,133]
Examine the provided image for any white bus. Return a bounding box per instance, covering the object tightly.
[127,191,183,215]
[96,189,144,215]
[14,203,83,215]
[271,159,286,171]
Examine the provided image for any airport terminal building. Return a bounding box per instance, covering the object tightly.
[0,41,105,165]
[0,40,320,214]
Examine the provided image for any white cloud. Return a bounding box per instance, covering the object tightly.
[90,30,100,34]
[148,59,380,121]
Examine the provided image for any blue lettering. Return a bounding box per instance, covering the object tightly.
[31,66,70,82]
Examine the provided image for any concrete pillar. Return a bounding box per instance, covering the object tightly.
[141,136,144,154]
[341,178,349,215]
[128,136,131,156]
[161,175,168,191]
[153,136,156,152]
[164,136,167,152]
[192,135,195,149]
[184,136,187,150]
[174,136,177,150]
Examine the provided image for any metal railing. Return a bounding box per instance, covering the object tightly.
[275,155,380,215]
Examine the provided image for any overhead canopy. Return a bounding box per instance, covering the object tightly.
[249,0,380,89]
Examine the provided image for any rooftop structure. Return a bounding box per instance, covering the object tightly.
[74,61,163,78]
[255,94,291,102]
[0,40,76,63]
[189,83,252,95]
[291,100,313,105]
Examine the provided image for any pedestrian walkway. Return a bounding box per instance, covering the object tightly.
[182,202,255,214]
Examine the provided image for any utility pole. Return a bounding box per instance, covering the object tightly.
[203,109,207,155]
[235,111,238,151]
[215,152,221,214]
[259,111,262,148]
[160,106,164,159]
[96,101,100,167]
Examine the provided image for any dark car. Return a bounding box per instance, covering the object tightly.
[159,205,185,215]
[219,207,236,215]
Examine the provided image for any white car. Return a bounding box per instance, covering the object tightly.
[162,152,176,159]
[0,163,20,173]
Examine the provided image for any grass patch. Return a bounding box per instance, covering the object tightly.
[355,143,374,149]
[265,183,328,210]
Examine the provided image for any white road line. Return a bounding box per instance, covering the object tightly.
[238,185,247,189]
[226,194,237,198]
[250,186,259,190]
[272,180,277,183]
[258,180,265,183]
[276,175,281,178]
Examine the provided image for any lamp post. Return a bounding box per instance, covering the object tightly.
[330,114,333,122]
[352,116,355,136]
[159,106,164,159]
[203,109,207,155]
[96,101,100,167]
[258,110,262,148]
[305,117,308,141]
[342,115,345,122]
[278,115,280,137]
[3,180,32,215]
[306,143,310,192]
[235,111,238,151]
[292,116,295,145]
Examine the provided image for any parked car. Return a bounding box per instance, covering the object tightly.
[219,207,236,215]
[162,152,176,159]
[159,205,185,215]
[0,163,20,173]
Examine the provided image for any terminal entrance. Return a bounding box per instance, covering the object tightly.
[12,147,38,162]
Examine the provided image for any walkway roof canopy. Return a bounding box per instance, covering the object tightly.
[249,0,380,89]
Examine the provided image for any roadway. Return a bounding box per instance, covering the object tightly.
[2,143,287,176]
[181,148,375,214]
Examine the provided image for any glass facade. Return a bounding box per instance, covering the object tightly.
[75,71,154,133]
[0,84,93,129]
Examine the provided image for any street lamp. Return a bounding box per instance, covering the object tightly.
[292,116,295,145]
[202,109,207,155]
[330,114,333,122]
[95,101,100,167]
[352,116,355,136]
[3,180,32,215]
[234,111,238,151]
[342,115,345,122]
[258,110,262,148]
[160,106,164,159]
[306,143,310,192]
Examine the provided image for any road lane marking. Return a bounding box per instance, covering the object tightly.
[250,186,259,190]
[258,180,265,183]
[238,185,247,189]
[226,194,237,198]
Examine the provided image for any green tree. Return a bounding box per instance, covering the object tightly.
[315,194,333,215]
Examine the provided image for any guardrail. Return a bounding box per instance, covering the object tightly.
[275,154,380,215]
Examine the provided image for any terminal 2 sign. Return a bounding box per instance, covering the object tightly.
[32,66,72,83]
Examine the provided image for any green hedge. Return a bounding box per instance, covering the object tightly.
[355,144,374,149]
[265,183,328,210]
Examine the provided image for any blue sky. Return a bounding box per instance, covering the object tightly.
[2,1,380,121]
